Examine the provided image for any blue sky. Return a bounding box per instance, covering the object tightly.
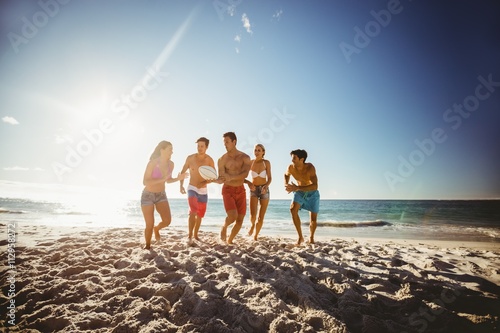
[1,0,499,199]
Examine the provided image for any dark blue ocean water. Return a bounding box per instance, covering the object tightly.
[1,195,500,243]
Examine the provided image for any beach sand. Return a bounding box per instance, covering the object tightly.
[1,224,499,333]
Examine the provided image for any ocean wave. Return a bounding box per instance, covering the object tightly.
[391,223,500,241]
[464,226,500,240]
[53,209,92,216]
[0,208,25,214]
[317,220,391,228]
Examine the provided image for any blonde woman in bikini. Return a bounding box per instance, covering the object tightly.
[245,144,272,240]
[141,141,188,249]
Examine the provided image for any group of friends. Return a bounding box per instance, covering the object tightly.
[140,132,319,249]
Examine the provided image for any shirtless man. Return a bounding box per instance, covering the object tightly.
[284,149,320,245]
[218,132,252,244]
[180,137,215,242]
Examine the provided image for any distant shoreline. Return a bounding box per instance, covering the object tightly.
[1,179,500,201]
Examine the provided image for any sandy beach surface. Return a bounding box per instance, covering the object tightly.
[2,224,499,333]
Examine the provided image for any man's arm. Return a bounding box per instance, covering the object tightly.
[216,156,226,184]
[237,154,252,181]
[179,156,190,193]
[284,165,291,186]
[284,165,294,193]
[207,156,216,168]
[303,165,318,191]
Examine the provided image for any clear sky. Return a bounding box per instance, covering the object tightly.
[1,0,499,200]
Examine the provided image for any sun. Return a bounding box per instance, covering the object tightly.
[71,86,112,125]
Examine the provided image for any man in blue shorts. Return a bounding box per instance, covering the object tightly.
[284,149,320,245]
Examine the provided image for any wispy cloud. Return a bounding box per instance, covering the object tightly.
[54,133,74,144]
[241,13,253,34]
[227,5,237,17]
[87,174,98,181]
[3,166,44,171]
[2,116,19,125]
[273,9,283,21]
[234,34,241,43]
[4,166,29,171]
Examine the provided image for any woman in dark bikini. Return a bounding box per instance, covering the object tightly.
[245,144,272,240]
[140,141,188,249]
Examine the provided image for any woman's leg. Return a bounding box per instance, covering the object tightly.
[254,198,269,240]
[153,201,172,241]
[141,205,155,249]
[248,196,258,236]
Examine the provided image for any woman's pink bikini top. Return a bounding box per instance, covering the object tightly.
[151,159,172,179]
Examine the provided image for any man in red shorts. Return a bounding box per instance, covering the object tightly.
[218,132,252,244]
[180,137,215,243]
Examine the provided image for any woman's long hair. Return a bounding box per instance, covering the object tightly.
[150,141,172,160]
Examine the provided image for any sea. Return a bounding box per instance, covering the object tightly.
[1,182,500,244]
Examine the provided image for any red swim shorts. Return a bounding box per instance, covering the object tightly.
[222,185,247,215]
[187,186,208,218]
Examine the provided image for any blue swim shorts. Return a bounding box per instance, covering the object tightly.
[141,190,168,206]
[292,190,320,213]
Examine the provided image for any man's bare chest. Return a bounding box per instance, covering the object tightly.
[226,156,244,170]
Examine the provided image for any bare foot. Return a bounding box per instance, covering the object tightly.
[153,226,161,241]
[296,237,304,245]
[143,244,151,250]
[247,225,254,236]
[220,226,227,242]
[309,236,315,244]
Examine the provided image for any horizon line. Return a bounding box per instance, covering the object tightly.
[0,179,498,201]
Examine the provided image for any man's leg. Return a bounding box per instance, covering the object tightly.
[221,209,237,242]
[187,194,198,239]
[227,187,246,244]
[194,196,207,240]
[188,213,196,239]
[221,186,235,242]
[309,212,318,244]
[290,202,304,245]
[194,215,202,240]
[228,214,244,244]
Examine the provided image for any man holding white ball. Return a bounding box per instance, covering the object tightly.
[180,137,216,243]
